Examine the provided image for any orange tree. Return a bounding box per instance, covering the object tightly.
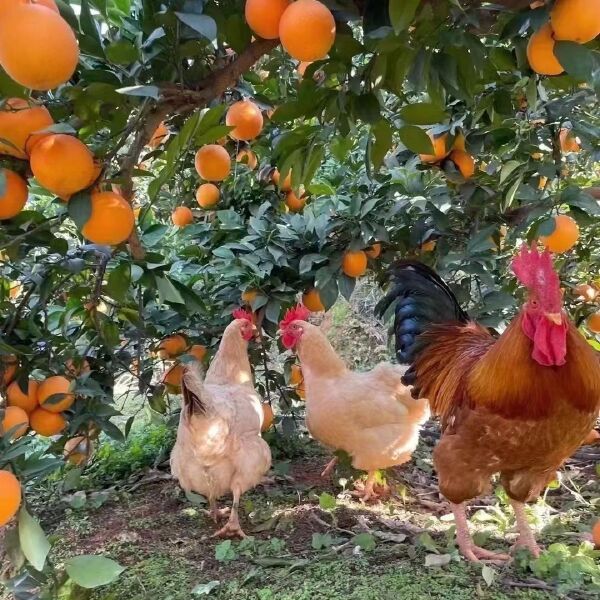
[0,0,599,593]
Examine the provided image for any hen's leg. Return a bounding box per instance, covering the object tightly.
[321,457,337,478]
[452,503,510,563]
[213,486,246,539]
[510,500,541,558]
[351,471,378,503]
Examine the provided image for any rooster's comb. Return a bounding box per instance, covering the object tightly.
[232,307,253,322]
[279,304,310,330]
[512,243,561,300]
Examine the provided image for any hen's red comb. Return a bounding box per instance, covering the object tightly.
[512,243,561,303]
[279,304,310,330]
[232,307,253,322]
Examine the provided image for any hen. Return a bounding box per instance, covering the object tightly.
[279,306,429,502]
[170,309,271,538]
[377,245,600,560]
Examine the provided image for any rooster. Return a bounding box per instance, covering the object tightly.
[376,245,600,560]
[278,305,429,502]
[170,309,271,538]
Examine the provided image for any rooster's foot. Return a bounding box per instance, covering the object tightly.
[203,507,230,523]
[511,537,542,559]
[212,520,246,539]
[459,544,511,564]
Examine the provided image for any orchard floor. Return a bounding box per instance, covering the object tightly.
[10,423,599,600]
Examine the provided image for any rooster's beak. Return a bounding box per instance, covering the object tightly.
[545,312,563,325]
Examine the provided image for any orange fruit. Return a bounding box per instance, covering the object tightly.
[588,312,600,334]
[453,132,466,152]
[81,191,135,245]
[245,0,291,39]
[30,134,95,197]
[285,190,306,213]
[420,132,449,163]
[527,23,564,76]
[573,284,597,302]
[1,406,29,439]
[290,364,303,386]
[162,363,184,390]
[272,169,292,192]
[236,148,258,169]
[38,375,74,413]
[0,0,59,14]
[365,243,381,259]
[196,183,220,208]
[7,379,39,413]
[449,149,475,178]
[172,206,193,227]
[0,4,79,90]
[0,97,54,159]
[226,100,264,141]
[540,214,579,253]
[559,128,580,153]
[195,144,231,181]
[29,407,66,436]
[302,288,325,312]
[63,435,93,466]
[279,0,336,61]
[593,520,600,548]
[0,470,21,527]
[0,168,28,220]
[551,0,600,44]
[421,240,437,253]
[242,289,259,305]
[157,334,188,359]
[148,122,169,149]
[297,61,312,77]
[261,403,274,432]
[342,250,367,278]
[1,355,18,385]
[188,344,207,361]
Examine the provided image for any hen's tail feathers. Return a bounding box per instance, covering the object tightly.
[181,362,208,418]
[375,260,468,370]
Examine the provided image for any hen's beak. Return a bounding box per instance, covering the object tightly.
[545,312,563,325]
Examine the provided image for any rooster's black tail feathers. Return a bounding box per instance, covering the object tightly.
[375,260,468,369]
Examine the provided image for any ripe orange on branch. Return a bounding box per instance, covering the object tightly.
[189,345,207,361]
[527,23,564,76]
[272,169,292,192]
[551,0,600,44]
[148,122,169,149]
[261,403,274,432]
[245,0,290,39]
[365,243,381,259]
[29,407,66,436]
[419,132,449,163]
[226,100,264,141]
[236,149,258,169]
[342,250,368,278]
[172,206,194,227]
[2,406,29,439]
[559,128,580,153]
[285,190,306,213]
[157,334,188,359]
[7,379,39,413]
[81,191,135,245]
[38,375,74,413]
[588,312,600,334]
[0,169,28,221]
[0,470,21,527]
[540,215,579,253]
[195,145,231,181]
[279,0,336,61]
[196,183,220,208]
[449,149,475,178]
[0,4,79,90]
[1,355,18,385]
[0,0,59,14]
[302,288,325,312]
[30,134,95,197]
[0,98,54,159]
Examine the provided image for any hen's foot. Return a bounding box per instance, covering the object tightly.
[459,543,511,564]
[212,518,246,539]
[350,479,387,504]
[511,537,541,558]
[321,457,338,479]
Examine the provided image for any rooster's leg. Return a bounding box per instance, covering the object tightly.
[213,486,246,539]
[452,503,510,563]
[321,457,338,478]
[510,500,541,558]
[350,471,378,503]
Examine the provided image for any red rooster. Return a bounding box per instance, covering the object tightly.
[377,244,600,561]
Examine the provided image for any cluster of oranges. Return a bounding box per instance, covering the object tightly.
[527,0,600,76]
[245,0,336,62]
[419,131,475,179]
[572,282,600,335]
[0,98,135,245]
[157,334,208,391]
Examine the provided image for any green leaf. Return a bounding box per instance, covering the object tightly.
[538,218,556,237]
[353,532,376,552]
[398,125,434,154]
[106,40,139,65]
[175,13,217,41]
[399,103,447,125]
[65,555,125,588]
[0,169,6,196]
[389,0,421,34]
[318,492,336,511]
[156,276,185,305]
[554,41,593,81]
[106,263,131,302]
[354,93,381,124]
[68,191,92,230]
[18,508,50,571]
[370,119,393,170]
